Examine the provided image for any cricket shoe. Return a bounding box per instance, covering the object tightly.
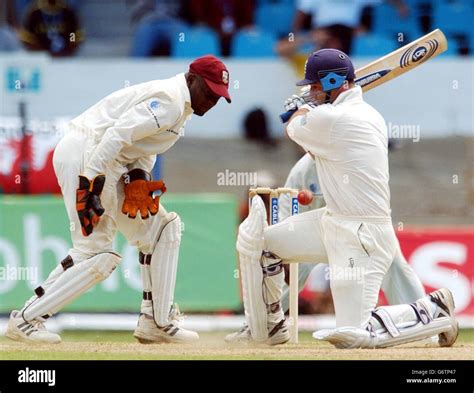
[225,319,290,346]
[134,304,199,344]
[429,288,459,347]
[224,324,251,343]
[267,319,290,345]
[5,310,61,344]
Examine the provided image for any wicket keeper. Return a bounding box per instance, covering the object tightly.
[6,55,231,344]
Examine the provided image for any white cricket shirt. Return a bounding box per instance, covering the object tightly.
[70,73,193,177]
[287,86,391,217]
[279,152,325,221]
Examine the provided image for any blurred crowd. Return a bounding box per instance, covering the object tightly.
[0,0,472,57]
[0,0,83,56]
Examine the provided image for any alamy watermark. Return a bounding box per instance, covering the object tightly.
[387,122,420,142]
[0,265,38,281]
[18,367,56,387]
[326,265,365,284]
[217,170,258,187]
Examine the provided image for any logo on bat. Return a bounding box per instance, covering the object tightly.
[400,39,439,68]
[412,46,427,62]
[355,69,391,88]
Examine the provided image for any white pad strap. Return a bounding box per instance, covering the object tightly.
[371,308,400,338]
[139,253,153,298]
[237,196,268,341]
[22,252,121,322]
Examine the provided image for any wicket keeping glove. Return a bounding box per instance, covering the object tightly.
[122,169,166,219]
[76,174,106,236]
[284,94,306,112]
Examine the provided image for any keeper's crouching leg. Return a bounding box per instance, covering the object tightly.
[5,252,121,344]
[133,212,199,343]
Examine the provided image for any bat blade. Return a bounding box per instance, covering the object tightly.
[355,28,448,92]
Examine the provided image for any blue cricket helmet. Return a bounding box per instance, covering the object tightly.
[297,49,356,92]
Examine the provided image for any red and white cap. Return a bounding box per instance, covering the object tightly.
[189,55,231,103]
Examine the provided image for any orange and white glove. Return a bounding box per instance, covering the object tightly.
[122,169,166,219]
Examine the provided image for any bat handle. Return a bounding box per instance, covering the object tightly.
[280,109,296,123]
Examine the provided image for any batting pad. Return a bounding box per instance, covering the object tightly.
[237,196,268,341]
[313,317,452,349]
[314,297,455,349]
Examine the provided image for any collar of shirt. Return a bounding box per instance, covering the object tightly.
[332,85,363,106]
[176,72,194,117]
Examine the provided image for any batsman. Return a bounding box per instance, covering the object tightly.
[236,49,458,348]
[6,55,231,344]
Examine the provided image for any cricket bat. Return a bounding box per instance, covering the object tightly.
[280,29,448,122]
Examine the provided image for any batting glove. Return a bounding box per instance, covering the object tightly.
[284,94,306,112]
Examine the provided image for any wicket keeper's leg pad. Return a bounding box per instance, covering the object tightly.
[139,212,181,326]
[22,252,121,321]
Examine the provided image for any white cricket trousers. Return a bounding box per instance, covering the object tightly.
[264,207,398,328]
[52,126,168,262]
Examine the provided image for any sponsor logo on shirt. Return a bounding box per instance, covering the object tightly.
[145,103,160,130]
[309,183,318,193]
[149,100,159,110]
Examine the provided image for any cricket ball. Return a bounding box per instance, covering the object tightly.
[297,189,313,206]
